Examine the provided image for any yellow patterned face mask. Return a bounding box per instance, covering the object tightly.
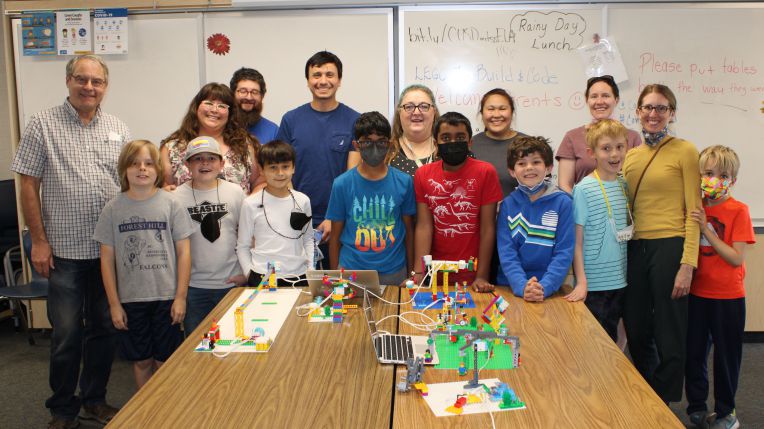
[701,176,732,201]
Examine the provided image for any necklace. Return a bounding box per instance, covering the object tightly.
[261,189,308,240]
[191,179,220,205]
[401,136,435,167]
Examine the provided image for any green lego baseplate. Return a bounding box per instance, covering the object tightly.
[432,326,516,370]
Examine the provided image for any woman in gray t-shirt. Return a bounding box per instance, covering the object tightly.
[470,88,527,196]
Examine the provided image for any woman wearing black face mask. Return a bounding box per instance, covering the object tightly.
[325,112,417,286]
[412,112,503,294]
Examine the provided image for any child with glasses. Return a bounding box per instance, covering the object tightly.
[173,136,247,335]
[685,145,754,429]
[326,112,416,285]
[94,140,194,389]
[413,112,503,292]
[237,140,314,287]
[567,120,631,340]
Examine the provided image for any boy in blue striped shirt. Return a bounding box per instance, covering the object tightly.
[496,136,574,302]
[567,119,632,341]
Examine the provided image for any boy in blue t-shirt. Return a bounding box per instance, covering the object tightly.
[567,119,631,341]
[326,112,416,286]
[496,136,574,302]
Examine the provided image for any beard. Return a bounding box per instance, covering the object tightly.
[238,102,264,129]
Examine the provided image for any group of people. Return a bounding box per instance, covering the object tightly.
[11,52,753,429]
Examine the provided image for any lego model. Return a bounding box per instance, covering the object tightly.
[397,356,427,396]
[193,281,300,354]
[481,291,510,332]
[488,382,526,409]
[307,270,358,323]
[428,322,520,371]
[445,393,483,415]
[421,255,478,303]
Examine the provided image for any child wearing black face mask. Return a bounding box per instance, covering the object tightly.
[236,140,314,287]
[413,112,503,293]
[325,112,416,286]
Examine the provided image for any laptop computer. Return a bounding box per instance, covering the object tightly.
[306,269,384,297]
[362,289,439,365]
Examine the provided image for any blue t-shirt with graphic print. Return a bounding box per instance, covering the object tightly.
[326,167,416,275]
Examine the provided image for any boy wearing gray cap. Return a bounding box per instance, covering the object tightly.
[173,136,246,335]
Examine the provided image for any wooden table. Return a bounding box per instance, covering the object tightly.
[392,288,683,428]
[108,287,399,429]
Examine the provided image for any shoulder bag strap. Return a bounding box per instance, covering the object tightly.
[631,137,674,209]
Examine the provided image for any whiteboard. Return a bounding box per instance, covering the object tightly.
[13,13,204,144]
[400,5,606,151]
[608,4,764,224]
[203,9,394,124]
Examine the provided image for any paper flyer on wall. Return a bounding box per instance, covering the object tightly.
[21,12,56,56]
[577,36,629,84]
[56,10,92,55]
[94,9,128,55]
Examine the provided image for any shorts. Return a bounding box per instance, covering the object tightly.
[119,300,182,362]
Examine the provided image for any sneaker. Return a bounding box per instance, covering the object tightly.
[689,411,715,429]
[711,413,740,429]
[80,402,120,425]
[48,416,80,429]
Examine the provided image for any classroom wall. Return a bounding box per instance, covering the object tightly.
[2,1,762,331]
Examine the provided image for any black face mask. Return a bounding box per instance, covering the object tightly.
[438,141,470,166]
[290,211,312,231]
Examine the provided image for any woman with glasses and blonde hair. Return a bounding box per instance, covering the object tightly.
[622,83,701,405]
[161,83,261,193]
[556,75,641,194]
[389,85,440,176]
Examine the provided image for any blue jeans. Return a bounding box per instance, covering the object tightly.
[184,286,234,337]
[46,257,116,419]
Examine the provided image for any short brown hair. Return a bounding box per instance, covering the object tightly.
[507,136,553,169]
[118,140,163,192]
[585,119,628,151]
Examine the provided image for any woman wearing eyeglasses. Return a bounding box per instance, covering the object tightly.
[471,88,528,196]
[160,83,261,193]
[556,75,641,194]
[389,85,441,176]
[622,84,701,405]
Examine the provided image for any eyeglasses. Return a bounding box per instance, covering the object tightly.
[71,74,106,88]
[586,74,615,87]
[400,103,433,114]
[236,88,262,97]
[357,139,390,149]
[201,100,230,111]
[638,104,671,114]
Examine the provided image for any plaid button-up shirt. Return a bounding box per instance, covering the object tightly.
[11,99,131,259]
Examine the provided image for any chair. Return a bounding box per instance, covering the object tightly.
[0,179,20,285]
[1,230,49,345]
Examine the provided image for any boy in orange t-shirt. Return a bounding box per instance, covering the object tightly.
[685,145,755,429]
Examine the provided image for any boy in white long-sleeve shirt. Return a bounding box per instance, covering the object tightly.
[237,141,314,286]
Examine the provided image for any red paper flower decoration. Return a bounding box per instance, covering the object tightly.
[207,33,230,56]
